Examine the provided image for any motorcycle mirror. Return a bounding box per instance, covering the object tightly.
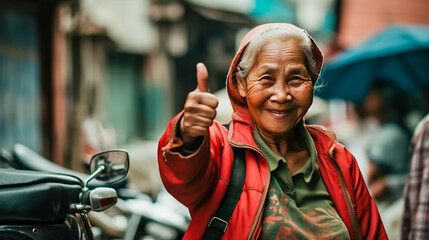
[89,150,130,183]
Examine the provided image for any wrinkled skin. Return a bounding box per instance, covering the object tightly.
[237,38,314,173]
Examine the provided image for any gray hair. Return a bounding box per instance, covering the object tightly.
[236,26,317,83]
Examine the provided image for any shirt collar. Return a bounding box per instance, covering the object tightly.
[253,123,318,183]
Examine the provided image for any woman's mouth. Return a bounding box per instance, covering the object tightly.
[267,109,292,115]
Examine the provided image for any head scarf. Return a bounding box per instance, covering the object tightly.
[226,23,324,127]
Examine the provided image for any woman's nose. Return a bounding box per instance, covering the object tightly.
[270,81,292,103]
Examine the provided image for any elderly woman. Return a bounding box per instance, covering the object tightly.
[158,23,387,239]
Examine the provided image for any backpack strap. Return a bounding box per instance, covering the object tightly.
[202,124,246,239]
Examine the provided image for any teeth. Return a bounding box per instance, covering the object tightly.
[268,110,288,114]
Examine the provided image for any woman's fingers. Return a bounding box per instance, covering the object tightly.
[183,104,217,120]
[181,113,215,137]
[186,91,219,109]
[183,96,217,137]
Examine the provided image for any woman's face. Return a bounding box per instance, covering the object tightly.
[238,38,314,138]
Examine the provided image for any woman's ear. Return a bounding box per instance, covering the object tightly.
[236,74,247,98]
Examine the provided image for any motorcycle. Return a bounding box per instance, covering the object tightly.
[121,187,189,240]
[0,143,130,240]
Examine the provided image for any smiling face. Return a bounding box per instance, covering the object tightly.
[237,38,314,139]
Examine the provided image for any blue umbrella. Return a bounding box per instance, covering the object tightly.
[316,24,429,103]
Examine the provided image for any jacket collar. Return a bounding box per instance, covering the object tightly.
[228,121,337,159]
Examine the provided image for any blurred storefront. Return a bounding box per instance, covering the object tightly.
[0,0,78,167]
[0,0,338,171]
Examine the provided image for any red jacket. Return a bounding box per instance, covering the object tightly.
[158,23,387,239]
[158,114,387,239]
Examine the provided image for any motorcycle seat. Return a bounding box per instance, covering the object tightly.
[0,169,83,224]
[12,143,128,190]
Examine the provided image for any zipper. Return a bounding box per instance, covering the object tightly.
[329,144,361,240]
[247,169,270,240]
[228,141,270,240]
[227,122,271,239]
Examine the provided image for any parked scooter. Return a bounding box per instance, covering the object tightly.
[1,144,190,240]
[0,144,130,240]
[121,187,189,240]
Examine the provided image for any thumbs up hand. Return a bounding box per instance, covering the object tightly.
[180,63,219,149]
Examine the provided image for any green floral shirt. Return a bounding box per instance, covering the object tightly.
[254,124,350,239]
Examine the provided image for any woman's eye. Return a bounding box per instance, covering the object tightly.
[288,77,306,87]
[260,76,272,81]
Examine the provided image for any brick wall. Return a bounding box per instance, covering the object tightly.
[338,0,429,48]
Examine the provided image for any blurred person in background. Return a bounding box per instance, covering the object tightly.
[355,81,412,239]
[157,23,386,239]
[401,113,429,240]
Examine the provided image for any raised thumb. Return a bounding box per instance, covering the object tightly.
[196,62,209,92]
